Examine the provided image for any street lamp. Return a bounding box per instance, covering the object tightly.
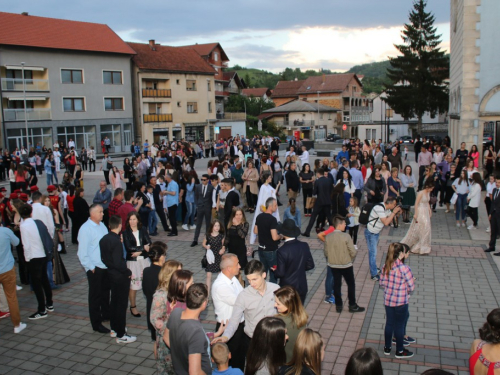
[21,62,29,149]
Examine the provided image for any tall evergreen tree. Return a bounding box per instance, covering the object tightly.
[384,0,449,134]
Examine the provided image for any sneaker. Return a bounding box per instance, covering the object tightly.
[324,295,335,304]
[486,227,491,232]
[348,305,366,313]
[46,305,54,312]
[377,268,381,274]
[395,349,414,359]
[16,285,22,291]
[28,311,48,320]
[190,225,197,230]
[116,334,137,344]
[14,322,27,334]
[110,328,128,338]
[371,275,380,281]
[404,336,416,344]
[336,305,343,313]
[383,347,392,356]
[462,223,466,227]
[354,245,358,250]
[467,225,477,230]
[456,223,460,227]
[392,337,410,347]
[0,311,10,319]
[182,224,189,231]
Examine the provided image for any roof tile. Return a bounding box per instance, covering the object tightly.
[297,74,361,94]
[272,80,305,98]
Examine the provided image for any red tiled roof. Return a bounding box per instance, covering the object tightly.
[242,88,270,97]
[128,42,216,74]
[0,11,135,55]
[297,73,362,94]
[180,43,229,61]
[272,80,305,98]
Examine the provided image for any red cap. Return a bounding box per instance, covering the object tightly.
[13,189,21,194]
[30,186,39,192]
[47,185,57,192]
[19,193,28,202]
[9,193,18,200]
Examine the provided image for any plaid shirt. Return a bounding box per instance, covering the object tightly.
[379,259,415,307]
[108,198,123,217]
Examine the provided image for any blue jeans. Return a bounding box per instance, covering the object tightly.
[46,173,53,186]
[258,249,277,284]
[183,201,196,226]
[324,265,334,296]
[148,209,158,234]
[47,260,56,288]
[364,228,380,278]
[384,304,409,352]
[456,193,467,221]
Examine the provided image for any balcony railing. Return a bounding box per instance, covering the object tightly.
[216,112,246,121]
[3,108,51,121]
[142,88,171,98]
[224,86,239,94]
[143,113,173,123]
[1,78,49,91]
[272,120,315,127]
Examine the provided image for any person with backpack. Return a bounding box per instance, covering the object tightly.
[360,196,402,281]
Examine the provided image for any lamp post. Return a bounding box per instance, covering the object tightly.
[21,62,29,149]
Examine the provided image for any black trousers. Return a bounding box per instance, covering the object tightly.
[103,170,110,185]
[155,206,169,231]
[246,186,257,209]
[108,270,130,338]
[304,204,331,235]
[354,189,362,205]
[193,206,211,242]
[81,161,88,171]
[348,225,359,245]
[469,206,478,226]
[331,266,356,307]
[86,267,111,330]
[214,322,248,371]
[167,205,178,235]
[103,209,110,229]
[27,257,53,313]
[89,159,96,172]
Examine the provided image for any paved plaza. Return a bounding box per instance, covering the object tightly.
[0,153,496,374]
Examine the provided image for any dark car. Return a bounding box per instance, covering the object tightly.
[483,132,494,147]
[398,136,414,144]
[326,134,342,142]
[426,135,443,144]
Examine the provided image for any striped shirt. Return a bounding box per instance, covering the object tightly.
[379,259,415,307]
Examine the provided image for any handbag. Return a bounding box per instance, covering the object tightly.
[450,193,458,205]
[201,255,208,269]
[306,197,316,209]
[429,195,437,205]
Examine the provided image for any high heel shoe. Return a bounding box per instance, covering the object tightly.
[130,306,141,318]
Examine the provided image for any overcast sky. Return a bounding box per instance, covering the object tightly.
[7,0,450,72]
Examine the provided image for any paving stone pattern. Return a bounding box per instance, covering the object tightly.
[0,153,495,374]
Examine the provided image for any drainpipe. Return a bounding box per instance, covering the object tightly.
[0,74,6,148]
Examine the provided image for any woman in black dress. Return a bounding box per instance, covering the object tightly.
[72,188,90,244]
[123,158,133,190]
[225,207,249,269]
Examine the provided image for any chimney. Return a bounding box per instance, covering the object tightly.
[21,12,29,16]
[149,39,156,50]
[322,73,326,85]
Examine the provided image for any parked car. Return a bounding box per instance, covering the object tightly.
[426,135,443,144]
[398,136,414,144]
[326,134,342,142]
[483,132,494,147]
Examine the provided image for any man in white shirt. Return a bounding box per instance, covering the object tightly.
[285,146,296,158]
[19,204,53,320]
[298,145,309,169]
[68,139,75,149]
[212,254,245,370]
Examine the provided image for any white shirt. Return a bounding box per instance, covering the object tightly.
[147,192,155,210]
[487,182,496,196]
[68,141,75,148]
[212,272,244,323]
[299,150,309,163]
[20,218,46,262]
[32,202,55,236]
[60,191,68,209]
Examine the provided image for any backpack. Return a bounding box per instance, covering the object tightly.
[359,203,384,226]
[34,219,54,260]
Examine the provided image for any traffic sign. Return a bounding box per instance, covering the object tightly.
[342,124,347,131]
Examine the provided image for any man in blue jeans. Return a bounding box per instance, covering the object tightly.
[364,197,401,280]
[254,197,282,283]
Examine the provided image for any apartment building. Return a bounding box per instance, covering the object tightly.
[449,0,500,154]
[0,11,135,152]
[129,41,217,144]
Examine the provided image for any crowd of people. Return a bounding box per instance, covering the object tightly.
[0,133,495,374]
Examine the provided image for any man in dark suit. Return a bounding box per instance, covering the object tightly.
[150,176,169,232]
[274,219,315,304]
[222,178,240,228]
[487,176,500,255]
[173,150,182,172]
[191,174,214,247]
[303,168,333,237]
[271,139,279,156]
[229,142,238,159]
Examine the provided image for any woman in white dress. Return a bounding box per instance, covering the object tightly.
[249,171,280,244]
[109,166,123,190]
[53,147,61,173]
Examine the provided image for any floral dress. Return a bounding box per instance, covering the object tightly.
[401,191,431,254]
[205,233,224,273]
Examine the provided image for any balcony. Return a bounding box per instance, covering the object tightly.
[1,78,49,91]
[272,120,315,127]
[143,113,173,123]
[3,108,51,121]
[142,88,171,98]
[216,112,246,121]
[224,86,239,94]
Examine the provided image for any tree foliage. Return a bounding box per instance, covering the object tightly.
[383,0,449,132]
[225,94,275,117]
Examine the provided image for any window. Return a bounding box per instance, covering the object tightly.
[214,52,218,62]
[207,81,211,91]
[186,80,197,91]
[320,113,324,120]
[187,102,198,113]
[63,98,85,112]
[61,69,83,84]
[103,71,122,84]
[6,69,33,80]
[208,102,212,113]
[352,86,357,93]
[177,102,182,107]
[104,98,124,111]
[176,79,180,85]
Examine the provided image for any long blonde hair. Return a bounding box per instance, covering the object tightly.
[157,260,183,291]
[383,243,408,276]
[274,286,308,328]
[284,329,323,375]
